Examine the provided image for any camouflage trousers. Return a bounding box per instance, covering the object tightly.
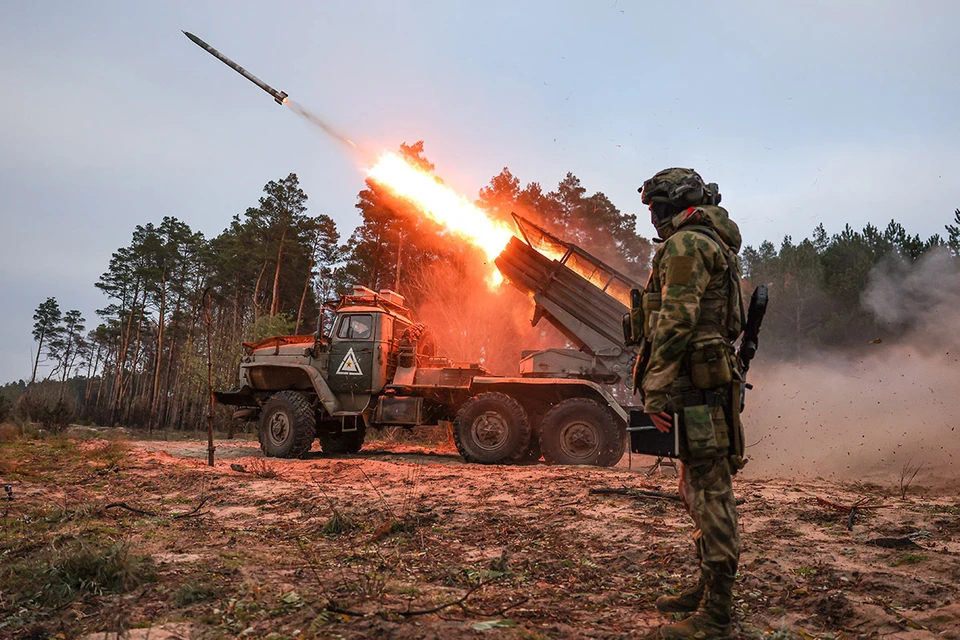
[678,456,740,593]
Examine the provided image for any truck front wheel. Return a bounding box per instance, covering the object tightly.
[540,398,624,467]
[258,391,316,459]
[454,392,531,464]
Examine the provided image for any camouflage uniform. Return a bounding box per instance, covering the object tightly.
[636,169,745,639]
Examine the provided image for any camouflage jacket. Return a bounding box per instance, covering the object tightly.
[641,205,743,413]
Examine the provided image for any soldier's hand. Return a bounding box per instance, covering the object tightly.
[649,411,673,433]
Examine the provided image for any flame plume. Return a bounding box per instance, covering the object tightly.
[367,152,516,284]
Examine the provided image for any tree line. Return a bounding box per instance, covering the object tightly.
[8,143,651,429]
[742,212,960,357]
[5,142,959,429]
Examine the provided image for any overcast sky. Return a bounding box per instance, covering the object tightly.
[2,0,958,384]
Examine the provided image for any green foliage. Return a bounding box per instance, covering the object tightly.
[245,313,297,342]
[174,581,220,606]
[321,508,354,536]
[892,553,929,566]
[0,380,25,422]
[946,208,960,256]
[742,215,958,355]
[2,539,155,609]
[17,383,76,429]
[479,167,652,280]
[344,141,453,294]
[31,297,62,385]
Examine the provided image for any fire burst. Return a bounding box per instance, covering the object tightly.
[367,152,516,284]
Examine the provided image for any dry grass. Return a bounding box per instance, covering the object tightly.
[247,457,282,479]
[0,423,19,443]
[372,423,454,447]
[2,435,959,639]
[3,539,154,606]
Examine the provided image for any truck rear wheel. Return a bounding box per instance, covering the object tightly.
[319,423,366,454]
[454,392,531,464]
[540,398,624,467]
[258,391,316,459]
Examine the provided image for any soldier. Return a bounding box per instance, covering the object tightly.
[635,168,746,639]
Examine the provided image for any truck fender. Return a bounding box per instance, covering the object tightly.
[244,363,342,416]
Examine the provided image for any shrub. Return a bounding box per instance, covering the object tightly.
[0,423,19,443]
[174,581,219,606]
[2,540,155,609]
[16,386,76,431]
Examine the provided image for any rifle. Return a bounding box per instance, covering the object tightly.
[737,285,768,408]
[738,285,767,374]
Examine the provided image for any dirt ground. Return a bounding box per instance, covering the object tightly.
[2,431,959,639]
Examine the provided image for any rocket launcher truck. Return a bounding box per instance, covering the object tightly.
[215,214,653,466]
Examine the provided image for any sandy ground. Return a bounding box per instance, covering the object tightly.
[3,434,960,639]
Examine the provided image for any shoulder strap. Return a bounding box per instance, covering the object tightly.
[682,224,728,251]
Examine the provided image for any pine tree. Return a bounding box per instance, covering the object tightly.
[31,297,62,385]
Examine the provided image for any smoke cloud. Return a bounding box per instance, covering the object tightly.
[408,259,565,376]
[862,247,960,332]
[744,250,960,491]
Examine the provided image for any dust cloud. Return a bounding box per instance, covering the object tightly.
[744,249,960,489]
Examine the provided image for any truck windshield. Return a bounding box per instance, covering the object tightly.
[338,314,373,340]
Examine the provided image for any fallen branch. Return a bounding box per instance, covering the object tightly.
[172,496,210,519]
[104,496,209,520]
[399,583,485,617]
[591,487,745,505]
[322,602,367,618]
[460,597,530,618]
[318,575,513,620]
[590,487,681,502]
[297,532,516,620]
[104,502,158,517]
[815,496,892,513]
[815,496,891,531]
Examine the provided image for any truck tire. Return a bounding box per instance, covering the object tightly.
[454,392,531,464]
[319,423,366,454]
[540,398,625,467]
[258,391,316,459]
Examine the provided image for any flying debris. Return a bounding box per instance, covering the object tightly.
[182,31,288,105]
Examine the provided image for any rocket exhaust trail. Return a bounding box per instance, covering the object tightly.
[283,99,362,153]
[183,30,363,154]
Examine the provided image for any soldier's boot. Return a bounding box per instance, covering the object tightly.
[655,578,705,613]
[658,585,733,640]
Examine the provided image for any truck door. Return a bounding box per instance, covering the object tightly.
[328,313,376,395]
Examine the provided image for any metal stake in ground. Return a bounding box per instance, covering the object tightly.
[203,290,216,467]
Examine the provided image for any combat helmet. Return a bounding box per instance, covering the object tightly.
[639,168,721,208]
